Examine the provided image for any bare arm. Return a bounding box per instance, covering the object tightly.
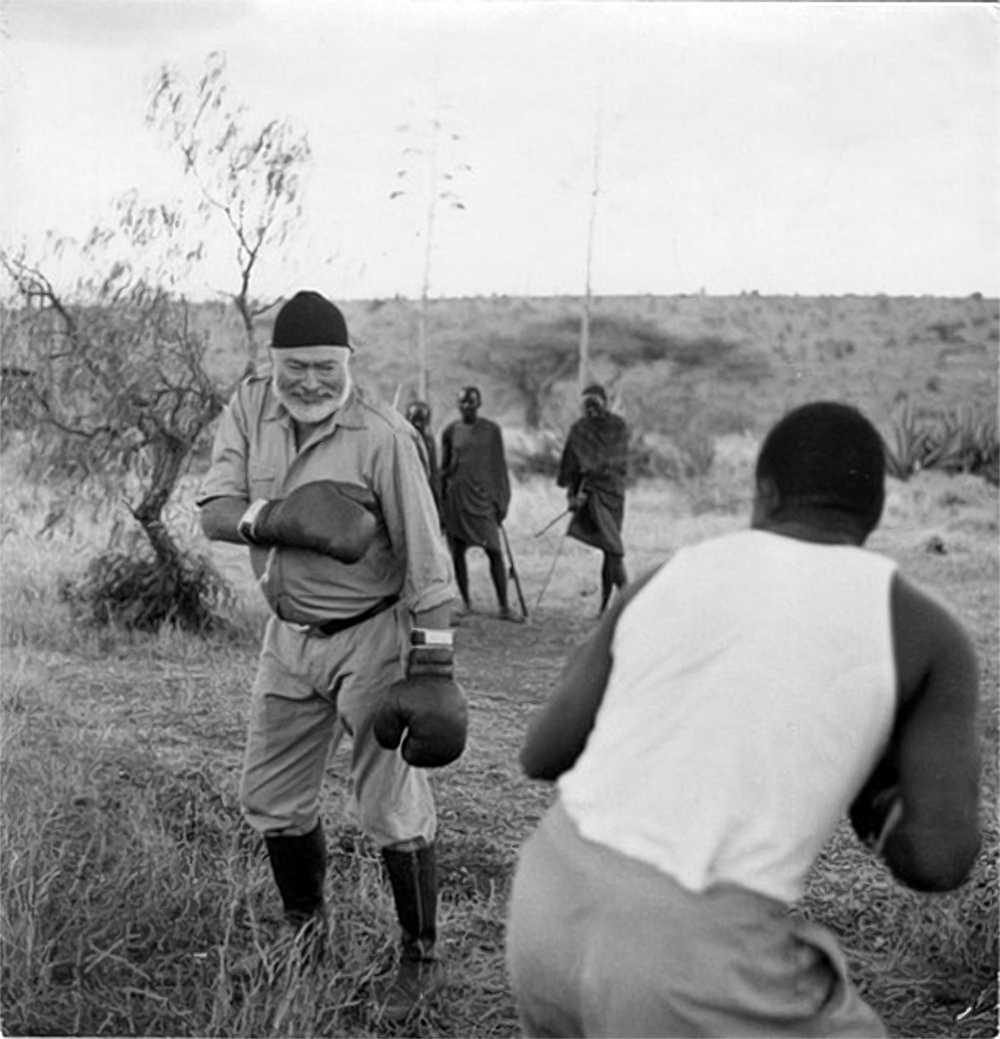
[556,427,580,493]
[199,496,250,544]
[520,567,659,781]
[856,573,982,891]
[493,423,511,519]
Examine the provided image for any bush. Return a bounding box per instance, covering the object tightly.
[885,402,932,480]
[504,427,564,480]
[630,429,715,481]
[59,549,235,633]
[886,403,999,485]
[927,320,966,343]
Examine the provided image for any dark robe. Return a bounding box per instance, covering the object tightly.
[441,417,511,550]
[557,411,630,556]
[414,427,443,521]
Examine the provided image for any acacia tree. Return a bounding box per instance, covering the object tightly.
[461,326,580,430]
[0,197,229,630]
[146,51,311,371]
[1,58,313,630]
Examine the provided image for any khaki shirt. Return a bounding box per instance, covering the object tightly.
[197,374,456,624]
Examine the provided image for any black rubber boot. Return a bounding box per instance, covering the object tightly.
[246,822,328,972]
[378,842,444,1019]
[265,822,328,926]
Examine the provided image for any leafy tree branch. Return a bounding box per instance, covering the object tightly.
[147,51,311,370]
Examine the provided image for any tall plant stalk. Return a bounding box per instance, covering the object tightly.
[391,110,469,404]
[580,93,603,395]
[417,118,441,401]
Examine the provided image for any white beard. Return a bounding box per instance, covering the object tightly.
[272,371,351,425]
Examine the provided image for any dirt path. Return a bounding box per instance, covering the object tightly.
[433,603,594,881]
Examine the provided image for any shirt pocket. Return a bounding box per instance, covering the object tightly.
[247,463,279,501]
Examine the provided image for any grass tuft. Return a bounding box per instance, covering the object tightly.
[59,548,237,634]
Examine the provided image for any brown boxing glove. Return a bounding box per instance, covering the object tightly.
[238,480,377,563]
[372,629,469,768]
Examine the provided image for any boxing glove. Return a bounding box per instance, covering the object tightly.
[372,629,469,768]
[238,481,377,563]
[850,745,903,856]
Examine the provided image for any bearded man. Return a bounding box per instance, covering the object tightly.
[197,291,463,1019]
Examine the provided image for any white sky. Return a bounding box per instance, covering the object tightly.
[1,0,998,300]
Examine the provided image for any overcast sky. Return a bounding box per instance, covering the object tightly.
[2,0,998,301]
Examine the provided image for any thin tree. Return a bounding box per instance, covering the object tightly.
[146,52,311,373]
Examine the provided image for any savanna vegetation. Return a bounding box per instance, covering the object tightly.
[2,48,998,1039]
[1,286,998,1036]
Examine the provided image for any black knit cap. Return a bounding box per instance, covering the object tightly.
[272,291,352,350]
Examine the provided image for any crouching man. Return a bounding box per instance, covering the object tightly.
[198,290,464,1019]
[507,401,981,1038]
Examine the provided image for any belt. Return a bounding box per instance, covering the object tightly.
[291,595,400,638]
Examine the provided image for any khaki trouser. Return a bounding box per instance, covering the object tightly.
[240,604,436,847]
[506,799,886,1039]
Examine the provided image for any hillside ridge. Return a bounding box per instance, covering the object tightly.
[195,293,997,440]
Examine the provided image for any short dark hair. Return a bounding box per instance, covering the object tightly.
[407,400,431,423]
[582,383,607,404]
[755,402,886,530]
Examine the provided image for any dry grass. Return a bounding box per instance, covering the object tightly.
[1,443,998,1036]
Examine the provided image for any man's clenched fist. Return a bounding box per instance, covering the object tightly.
[372,629,469,768]
[238,481,377,563]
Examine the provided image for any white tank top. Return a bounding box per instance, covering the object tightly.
[558,529,898,904]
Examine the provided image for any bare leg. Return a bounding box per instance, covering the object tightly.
[449,537,471,609]
[600,553,628,613]
[487,546,511,614]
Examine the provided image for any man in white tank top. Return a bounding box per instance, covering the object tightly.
[506,402,981,1038]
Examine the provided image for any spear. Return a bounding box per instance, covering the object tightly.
[534,528,569,612]
[500,524,529,621]
[532,507,571,538]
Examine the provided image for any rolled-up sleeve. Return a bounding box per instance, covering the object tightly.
[195,392,250,506]
[375,428,457,615]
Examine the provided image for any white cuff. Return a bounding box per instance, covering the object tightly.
[237,498,270,544]
[410,628,455,648]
